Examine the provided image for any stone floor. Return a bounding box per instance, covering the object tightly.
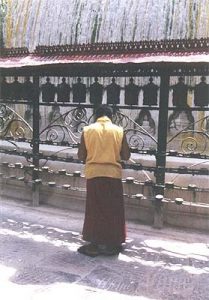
[0,197,209,300]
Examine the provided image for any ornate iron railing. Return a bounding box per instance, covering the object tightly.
[1,103,209,154]
[38,106,157,150]
[0,104,32,139]
[168,114,209,154]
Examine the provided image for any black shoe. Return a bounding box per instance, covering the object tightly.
[77,244,99,257]
[99,245,122,256]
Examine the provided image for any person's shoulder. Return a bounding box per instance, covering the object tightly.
[111,123,123,132]
[83,122,97,131]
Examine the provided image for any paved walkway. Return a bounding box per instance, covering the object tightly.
[0,198,209,300]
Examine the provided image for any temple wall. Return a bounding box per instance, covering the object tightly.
[1,0,209,50]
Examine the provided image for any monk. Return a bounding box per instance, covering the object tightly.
[77,105,130,256]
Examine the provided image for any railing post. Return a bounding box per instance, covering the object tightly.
[154,73,170,228]
[32,76,40,206]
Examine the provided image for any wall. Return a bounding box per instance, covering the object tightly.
[2,0,209,51]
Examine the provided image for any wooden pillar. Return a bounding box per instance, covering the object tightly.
[154,73,170,228]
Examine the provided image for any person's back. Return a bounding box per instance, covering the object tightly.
[83,116,124,179]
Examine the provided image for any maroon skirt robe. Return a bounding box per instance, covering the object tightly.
[82,177,126,247]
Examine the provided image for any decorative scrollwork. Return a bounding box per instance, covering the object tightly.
[0,104,7,117]
[168,109,194,134]
[168,114,209,154]
[76,121,87,134]
[9,120,25,138]
[181,132,208,154]
[40,107,88,144]
[46,127,62,143]
[71,107,87,122]
[39,105,157,149]
[0,104,32,139]
[200,115,209,133]
[64,107,88,127]
[118,111,157,148]
[112,111,129,129]
[127,131,145,150]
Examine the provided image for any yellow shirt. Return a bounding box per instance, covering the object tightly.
[83,116,124,179]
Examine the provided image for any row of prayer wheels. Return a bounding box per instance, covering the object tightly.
[1,76,208,106]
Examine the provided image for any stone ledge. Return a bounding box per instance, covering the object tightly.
[1,179,209,231]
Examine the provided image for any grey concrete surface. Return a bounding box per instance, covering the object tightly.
[0,197,209,300]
